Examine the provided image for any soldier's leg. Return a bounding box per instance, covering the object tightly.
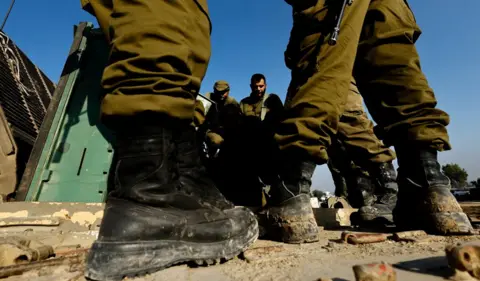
[193,99,206,127]
[354,0,472,234]
[336,79,398,224]
[338,79,396,169]
[81,1,258,279]
[268,0,372,244]
[326,139,350,199]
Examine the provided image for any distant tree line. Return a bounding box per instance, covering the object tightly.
[471,178,480,188]
[311,190,326,199]
[441,163,479,188]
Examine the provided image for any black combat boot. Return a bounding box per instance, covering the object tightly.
[176,126,234,210]
[328,160,349,199]
[85,119,259,281]
[262,158,319,244]
[346,168,377,209]
[357,162,398,225]
[327,138,350,199]
[393,148,474,235]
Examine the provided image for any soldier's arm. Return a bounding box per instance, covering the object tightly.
[239,98,248,115]
[193,99,206,127]
[266,94,284,115]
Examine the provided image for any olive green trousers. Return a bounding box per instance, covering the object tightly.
[81,0,211,121]
[280,0,450,163]
[81,0,450,164]
[335,78,395,167]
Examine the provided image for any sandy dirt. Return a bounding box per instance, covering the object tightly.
[0,202,477,281]
[1,228,479,281]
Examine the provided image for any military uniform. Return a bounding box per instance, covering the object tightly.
[334,79,395,168]
[80,1,258,280]
[279,0,450,160]
[210,92,282,208]
[199,81,240,148]
[328,78,398,224]
[193,99,206,127]
[240,93,283,121]
[270,0,472,243]
[81,0,212,122]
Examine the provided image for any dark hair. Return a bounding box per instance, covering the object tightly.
[250,73,266,85]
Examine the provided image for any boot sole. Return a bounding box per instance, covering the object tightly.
[85,221,258,281]
[357,212,394,225]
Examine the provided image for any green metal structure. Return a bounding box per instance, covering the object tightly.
[16,22,114,203]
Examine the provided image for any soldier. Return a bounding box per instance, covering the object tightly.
[269,0,473,245]
[237,74,285,206]
[197,80,240,157]
[79,0,473,279]
[240,73,283,125]
[194,81,255,205]
[80,1,258,280]
[327,78,398,225]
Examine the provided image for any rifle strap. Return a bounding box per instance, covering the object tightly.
[260,93,270,121]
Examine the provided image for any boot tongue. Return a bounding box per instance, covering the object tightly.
[402,158,450,188]
[396,148,450,188]
[269,160,316,204]
[174,126,235,210]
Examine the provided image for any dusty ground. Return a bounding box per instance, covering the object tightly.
[2,228,479,281]
[0,202,478,281]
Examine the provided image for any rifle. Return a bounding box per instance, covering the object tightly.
[328,0,354,46]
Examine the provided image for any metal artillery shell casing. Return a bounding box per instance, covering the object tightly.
[353,262,396,281]
[341,231,388,245]
[392,230,428,242]
[445,241,480,278]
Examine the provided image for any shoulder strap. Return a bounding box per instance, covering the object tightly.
[260,93,270,121]
[197,93,213,114]
[240,99,248,114]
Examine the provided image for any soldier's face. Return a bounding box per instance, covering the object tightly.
[251,79,266,97]
[213,90,229,101]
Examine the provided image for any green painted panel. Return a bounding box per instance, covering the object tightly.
[25,23,114,202]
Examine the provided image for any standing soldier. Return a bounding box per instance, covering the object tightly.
[328,78,398,226]
[197,80,240,157]
[238,74,285,206]
[80,1,258,280]
[240,73,283,125]
[269,0,473,245]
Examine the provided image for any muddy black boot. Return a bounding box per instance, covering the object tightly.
[345,169,377,226]
[262,159,319,244]
[327,159,349,199]
[85,121,259,281]
[357,162,398,225]
[176,127,235,210]
[393,148,474,235]
[346,168,377,209]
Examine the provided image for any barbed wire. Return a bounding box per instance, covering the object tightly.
[0,31,37,97]
[0,30,40,133]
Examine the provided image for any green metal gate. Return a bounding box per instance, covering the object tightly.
[16,22,114,203]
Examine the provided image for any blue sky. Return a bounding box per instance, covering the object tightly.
[1,0,479,192]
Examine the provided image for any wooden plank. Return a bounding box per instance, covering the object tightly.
[460,202,480,223]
